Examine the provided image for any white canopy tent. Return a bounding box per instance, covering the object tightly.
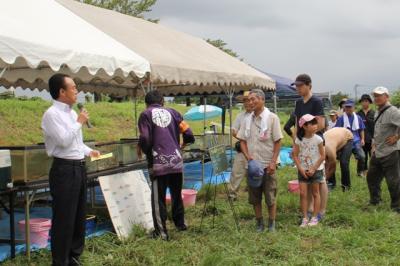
[54,0,279,149]
[0,0,151,96]
[55,0,279,190]
[55,0,279,193]
[0,2,151,258]
[57,0,276,95]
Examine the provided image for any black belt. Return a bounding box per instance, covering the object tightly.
[53,157,86,166]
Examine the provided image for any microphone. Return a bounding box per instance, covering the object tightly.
[77,103,93,128]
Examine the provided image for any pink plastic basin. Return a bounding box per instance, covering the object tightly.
[288,180,300,193]
[182,189,197,207]
[18,218,51,248]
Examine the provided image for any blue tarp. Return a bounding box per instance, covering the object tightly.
[183,160,231,191]
[182,147,293,189]
[0,207,112,262]
[280,147,293,166]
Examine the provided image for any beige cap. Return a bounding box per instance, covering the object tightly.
[373,86,389,95]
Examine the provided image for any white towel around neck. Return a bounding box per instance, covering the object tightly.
[244,108,271,139]
[343,112,360,131]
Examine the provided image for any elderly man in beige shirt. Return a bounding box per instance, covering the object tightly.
[237,89,283,232]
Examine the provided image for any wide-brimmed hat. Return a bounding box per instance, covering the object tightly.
[235,91,250,102]
[359,94,372,103]
[247,160,264,188]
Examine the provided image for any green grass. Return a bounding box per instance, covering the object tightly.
[0,98,243,145]
[5,160,400,265]
[2,99,399,265]
[0,98,289,146]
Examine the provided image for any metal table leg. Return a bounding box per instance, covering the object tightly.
[9,190,15,258]
[24,191,30,260]
[91,186,95,208]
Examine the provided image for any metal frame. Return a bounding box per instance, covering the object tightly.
[223,86,235,168]
[7,163,145,261]
[0,188,16,259]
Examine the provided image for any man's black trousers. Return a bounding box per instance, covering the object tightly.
[49,158,87,266]
[151,173,185,237]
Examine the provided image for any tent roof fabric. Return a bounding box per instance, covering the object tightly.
[0,0,150,95]
[57,0,275,94]
[264,72,298,99]
[265,72,295,87]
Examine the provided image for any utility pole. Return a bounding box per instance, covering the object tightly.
[353,84,359,101]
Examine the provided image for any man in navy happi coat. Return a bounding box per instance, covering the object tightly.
[138,90,194,240]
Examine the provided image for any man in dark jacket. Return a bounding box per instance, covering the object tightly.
[283,112,296,141]
[138,90,195,240]
[357,94,375,176]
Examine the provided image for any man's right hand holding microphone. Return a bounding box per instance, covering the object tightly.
[77,108,100,159]
[77,108,89,125]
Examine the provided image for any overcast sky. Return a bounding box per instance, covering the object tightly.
[149,0,400,93]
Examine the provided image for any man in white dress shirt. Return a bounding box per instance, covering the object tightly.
[41,74,99,266]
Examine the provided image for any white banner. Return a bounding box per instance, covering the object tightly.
[98,170,154,240]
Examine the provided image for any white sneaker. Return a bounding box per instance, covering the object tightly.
[308,217,319,226]
[300,218,308,228]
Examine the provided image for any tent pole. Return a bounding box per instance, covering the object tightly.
[273,90,278,113]
[134,94,138,137]
[202,96,207,185]
[221,105,226,135]
[228,88,234,168]
[222,86,234,168]
[134,82,143,137]
[204,96,207,133]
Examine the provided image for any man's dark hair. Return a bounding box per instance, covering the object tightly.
[145,90,164,105]
[48,74,70,100]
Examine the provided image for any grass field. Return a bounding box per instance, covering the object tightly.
[0,98,292,147]
[5,162,400,266]
[1,99,399,265]
[0,98,236,145]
